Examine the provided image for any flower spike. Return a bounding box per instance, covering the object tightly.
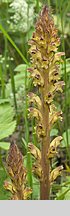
[28,5,64,200]
[4,143,32,200]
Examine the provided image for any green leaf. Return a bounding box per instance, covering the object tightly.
[56,187,70,200]
[0,121,16,140]
[14,64,27,72]
[0,142,10,150]
[50,128,58,137]
[0,103,16,141]
[61,129,70,147]
[65,190,70,200]
[22,137,27,150]
[32,176,40,200]
[0,104,15,124]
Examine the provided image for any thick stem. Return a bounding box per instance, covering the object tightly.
[40,72,50,200]
[40,105,50,200]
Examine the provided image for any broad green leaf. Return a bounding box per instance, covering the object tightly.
[0,104,15,124]
[0,142,10,150]
[61,129,70,147]
[0,103,16,141]
[0,121,16,140]
[14,64,27,72]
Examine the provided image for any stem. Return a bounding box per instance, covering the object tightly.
[40,72,50,200]
[0,64,5,98]
[40,110,50,199]
[4,36,8,80]
[9,66,18,116]
[36,0,39,13]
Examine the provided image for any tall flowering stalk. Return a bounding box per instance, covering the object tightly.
[4,143,32,200]
[28,6,64,200]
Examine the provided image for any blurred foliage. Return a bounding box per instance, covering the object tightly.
[0,168,11,200]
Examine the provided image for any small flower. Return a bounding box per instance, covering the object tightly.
[49,104,62,128]
[50,166,63,183]
[28,92,42,109]
[28,107,42,121]
[47,136,62,158]
[33,162,42,179]
[28,143,41,161]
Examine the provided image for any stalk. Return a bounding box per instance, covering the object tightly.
[0,64,5,98]
[40,72,50,199]
[40,104,50,199]
[36,0,39,13]
[9,66,18,115]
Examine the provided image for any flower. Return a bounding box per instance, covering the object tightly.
[4,143,32,200]
[9,0,34,32]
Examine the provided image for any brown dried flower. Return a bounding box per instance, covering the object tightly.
[4,143,32,200]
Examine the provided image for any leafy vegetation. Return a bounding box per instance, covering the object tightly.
[0,0,70,200]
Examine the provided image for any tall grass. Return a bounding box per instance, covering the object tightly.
[0,63,5,98]
[24,2,33,197]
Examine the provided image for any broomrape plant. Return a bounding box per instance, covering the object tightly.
[28,5,64,200]
[4,5,64,200]
[4,143,32,200]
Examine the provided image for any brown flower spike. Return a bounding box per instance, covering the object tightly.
[28,6,64,199]
[4,143,32,200]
